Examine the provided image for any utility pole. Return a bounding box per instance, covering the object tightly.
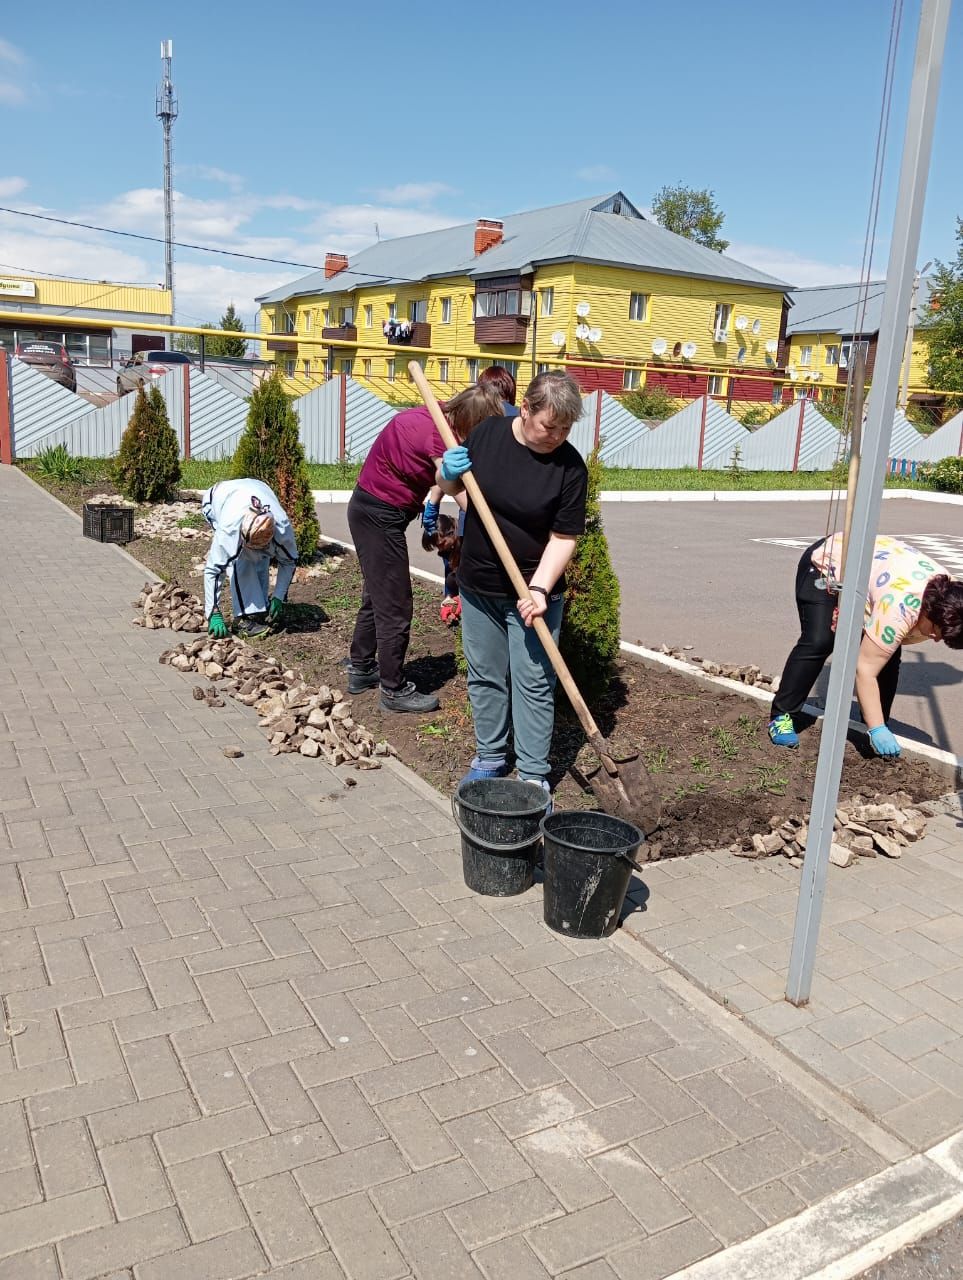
[898,261,933,408]
[156,40,178,325]
[786,0,951,1006]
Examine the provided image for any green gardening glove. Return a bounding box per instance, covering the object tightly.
[208,610,229,639]
[268,596,285,626]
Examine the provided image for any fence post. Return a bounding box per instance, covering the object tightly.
[592,390,603,451]
[339,373,347,460]
[0,353,11,465]
[696,394,709,470]
[791,398,806,471]
[182,366,191,460]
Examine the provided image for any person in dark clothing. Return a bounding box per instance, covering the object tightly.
[437,370,588,805]
[346,383,503,713]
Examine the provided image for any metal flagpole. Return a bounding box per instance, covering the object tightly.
[786,0,951,1007]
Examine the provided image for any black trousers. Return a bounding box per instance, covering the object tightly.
[347,487,418,691]
[771,541,902,721]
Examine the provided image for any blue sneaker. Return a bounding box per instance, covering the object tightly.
[520,777,553,816]
[460,757,510,784]
[768,713,799,749]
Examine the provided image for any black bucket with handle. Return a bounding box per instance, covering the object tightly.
[541,810,645,938]
[452,779,549,897]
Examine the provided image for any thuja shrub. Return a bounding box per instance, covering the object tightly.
[559,446,621,703]
[232,373,320,557]
[114,386,181,502]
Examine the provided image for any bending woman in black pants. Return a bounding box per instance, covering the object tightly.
[768,534,963,754]
[345,383,503,713]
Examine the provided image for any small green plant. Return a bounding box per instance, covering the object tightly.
[114,386,181,502]
[752,764,789,796]
[35,443,88,483]
[737,713,760,742]
[176,512,207,529]
[739,406,769,428]
[711,726,739,758]
[334,451,361,487]
[645,746,670,773]
[618,385,677,421]
[725,445,745,480]
[418,722,452,740]
[690,755,711,774]
[917,456,963,495]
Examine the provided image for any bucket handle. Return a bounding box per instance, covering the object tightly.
[451,793,544,854]
[614,848,646,874]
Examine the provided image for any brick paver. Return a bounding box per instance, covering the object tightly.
[0,467,891,1276]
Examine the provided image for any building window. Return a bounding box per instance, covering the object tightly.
[304,311,312,333]
[440,297,452,324]
[467,358,479,381]
[387,358,396,382]
[439,358,449,384]
[339,306,354,326]
[839,340,868,369]
[537,362,551,375]
[322,309,331,327]
[364,305,373,328]
[408,300,427,323]
[772,384,784,405]
[629,292,649,322]
[325,351,335,377]
[708,374,725,395]
[825,344,840,366]
[713,303,732,340]
[799,345,813,367]
[474,289,530,318]
[282,312,296,334]
[540,287,554,317]
[407,357,424,382]
[303,359,311,375]
[387,302,397,321]
[362,358,371,379]
[501,360,519,378]
[340,358,352,375]
[623,368,641,390]
[285,358,295,375]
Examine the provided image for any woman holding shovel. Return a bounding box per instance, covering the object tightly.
[437,370,588,805]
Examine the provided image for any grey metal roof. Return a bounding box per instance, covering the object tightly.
[255,191,790,305]
[786,276,936,336]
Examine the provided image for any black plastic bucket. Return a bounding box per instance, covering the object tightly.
[452,779,549,897]
[541,810,645,938]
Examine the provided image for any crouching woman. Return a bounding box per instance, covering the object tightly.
[438,370,588,806]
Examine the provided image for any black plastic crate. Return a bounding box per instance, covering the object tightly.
[82,503,134,545]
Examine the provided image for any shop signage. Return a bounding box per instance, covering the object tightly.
[0,279,37,298]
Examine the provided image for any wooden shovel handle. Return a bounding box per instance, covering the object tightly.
[408,361,604,745]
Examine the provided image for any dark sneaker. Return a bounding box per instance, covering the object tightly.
[235,614,270,639]
[346,663,379,694]
[380,681,440,713]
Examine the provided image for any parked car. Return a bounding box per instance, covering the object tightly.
[14,341,77,393]
[116,349,191,396]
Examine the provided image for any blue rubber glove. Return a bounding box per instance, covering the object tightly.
[869,725,901,757]
[440,446,471,483]
[422,500,440,535]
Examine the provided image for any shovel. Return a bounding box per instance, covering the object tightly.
[409,362,662,837]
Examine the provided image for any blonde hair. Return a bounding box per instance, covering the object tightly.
[442,384,505,442]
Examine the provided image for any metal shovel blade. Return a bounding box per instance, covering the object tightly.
[588,746,663,840]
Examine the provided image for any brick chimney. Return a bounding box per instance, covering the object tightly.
[474,219,504,256]
[325,252,349,279]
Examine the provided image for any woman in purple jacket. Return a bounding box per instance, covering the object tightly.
[345,383,503,713]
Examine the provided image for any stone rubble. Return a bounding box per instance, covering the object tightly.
[654,643,779,693]
[87,493,208,541]
[157,635,394,769]
[131,581,207,632]
[730,790,928,866]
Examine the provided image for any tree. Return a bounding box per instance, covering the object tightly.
[114,385,181,502]
[231,373,320,558]
[174,304,248,359]
[559,446,621,703]
[650,184,729,252]
[919,218,963,401]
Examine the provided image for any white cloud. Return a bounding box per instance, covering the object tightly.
[726,241,862,287]
[0,82,26,106]
[371,181,456,204]
[0,38,27,106]
[0,39,25,65]
[575,165,617,184]
[0,176,27,198]
[307,203,463,256]
[180,164,245,192]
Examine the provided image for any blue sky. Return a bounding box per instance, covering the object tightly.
[1,0,960,329]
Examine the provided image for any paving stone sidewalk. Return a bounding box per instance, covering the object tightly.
[0,465,888,1279]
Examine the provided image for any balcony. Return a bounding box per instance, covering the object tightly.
[321,325,358,344]
[384,321,431,347]
[265,336,297,352]
[474,314,529,345]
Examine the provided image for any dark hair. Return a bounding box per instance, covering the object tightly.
[921,574,963,649]
[441,384,505,441]
[478,365,517,406]
[421,512,461,565]
[522,369,583,427]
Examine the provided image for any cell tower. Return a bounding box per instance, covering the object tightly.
[156,40,178,319]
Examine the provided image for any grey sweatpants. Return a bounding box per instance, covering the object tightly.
[460,587,565,781]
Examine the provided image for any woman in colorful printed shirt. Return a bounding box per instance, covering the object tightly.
[768,534,963,756]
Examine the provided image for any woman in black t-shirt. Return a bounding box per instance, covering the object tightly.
[437,371,588,806]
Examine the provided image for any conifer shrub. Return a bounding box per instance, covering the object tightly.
[114,386,181,502]
[559,446,621,703]
[232,373,320,558]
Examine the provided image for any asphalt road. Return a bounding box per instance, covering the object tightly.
[316,495,963,759]
[861,1214,963,1278]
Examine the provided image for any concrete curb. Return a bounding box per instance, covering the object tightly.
[662,1132,963,1280]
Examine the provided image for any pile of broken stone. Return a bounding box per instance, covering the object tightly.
[132,581,207,631]
[732,791,928,867]
[654,644,778,693]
